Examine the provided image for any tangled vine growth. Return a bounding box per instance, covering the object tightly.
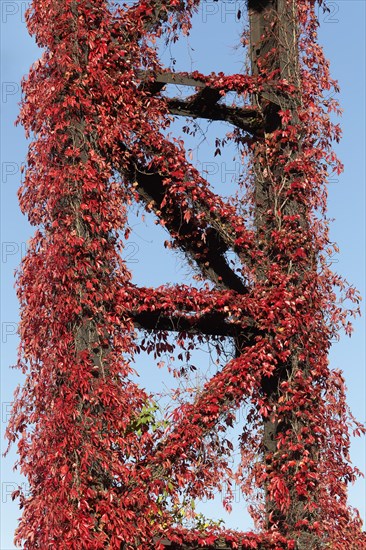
[6,0,365,548]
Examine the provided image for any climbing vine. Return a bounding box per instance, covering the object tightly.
[6,1,365,549]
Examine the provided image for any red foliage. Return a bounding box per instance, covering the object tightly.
[5,0,365,548]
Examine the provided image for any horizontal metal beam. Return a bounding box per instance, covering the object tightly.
[122,540,245,550]
[156,541,242,550]
[137,70,211,92]
[133,310,242,338]
[166,95,261,132]
[137,72,266,132]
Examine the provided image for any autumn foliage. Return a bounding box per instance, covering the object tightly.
[6,0,365,548]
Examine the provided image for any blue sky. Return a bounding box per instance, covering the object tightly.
[1,1,365,547]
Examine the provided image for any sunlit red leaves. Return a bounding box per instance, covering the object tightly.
[5,0,365,548]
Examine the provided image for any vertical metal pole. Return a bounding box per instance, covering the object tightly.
[248,1,311,542]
